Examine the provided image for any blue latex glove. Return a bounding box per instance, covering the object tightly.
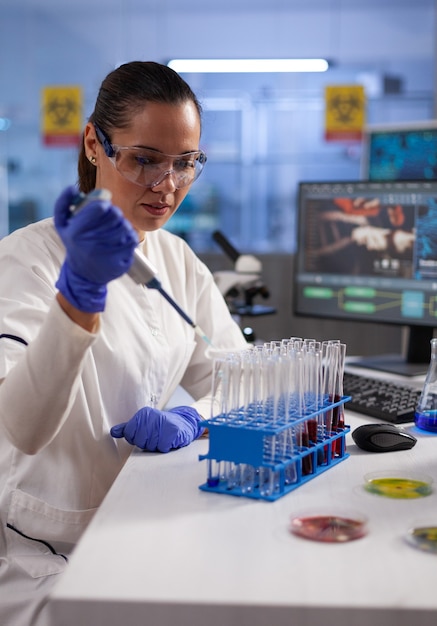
[54,185,138,312]
[110,406,205,453]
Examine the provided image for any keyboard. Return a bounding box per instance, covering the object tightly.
[343,371,422,423]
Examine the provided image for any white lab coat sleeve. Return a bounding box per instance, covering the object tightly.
[0,300,97,454]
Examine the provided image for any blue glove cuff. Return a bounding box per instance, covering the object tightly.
[56,262,108,313]
[170,406,205,440]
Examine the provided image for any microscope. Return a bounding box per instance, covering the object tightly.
[212,231,276,341]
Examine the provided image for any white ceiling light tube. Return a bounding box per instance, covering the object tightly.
[167,58,329,73]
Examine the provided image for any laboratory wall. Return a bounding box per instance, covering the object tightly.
[0,0,435,351]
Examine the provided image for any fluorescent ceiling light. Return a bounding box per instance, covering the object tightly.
[167,58,329,73]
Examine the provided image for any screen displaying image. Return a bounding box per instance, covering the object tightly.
[361,121,437,181]
[294,180,437,327]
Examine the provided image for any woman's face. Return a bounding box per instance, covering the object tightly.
[84,100,201,240]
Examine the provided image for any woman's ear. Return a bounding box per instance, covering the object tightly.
[84,122,98,161]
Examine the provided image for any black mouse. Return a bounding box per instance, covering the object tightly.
[352,423,417,453]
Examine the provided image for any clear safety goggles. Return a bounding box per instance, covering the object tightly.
[94,124,207,190]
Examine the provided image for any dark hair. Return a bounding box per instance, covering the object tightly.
[78,61,202,192]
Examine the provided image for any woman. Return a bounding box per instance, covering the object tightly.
[0,61,247,625]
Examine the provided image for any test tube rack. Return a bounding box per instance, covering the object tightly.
[199,396,351,501]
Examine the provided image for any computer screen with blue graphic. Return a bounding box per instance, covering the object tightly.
[294,180,437,375]
[362,120,437,181]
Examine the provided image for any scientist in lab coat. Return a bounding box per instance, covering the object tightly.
[0,61,247,626]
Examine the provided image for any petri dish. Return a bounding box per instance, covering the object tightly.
[363,470,433,499]
[289,510,367,543]
[406,524,437,554]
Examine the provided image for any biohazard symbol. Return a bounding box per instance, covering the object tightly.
[328,93,362,125]
[45,96,79,129]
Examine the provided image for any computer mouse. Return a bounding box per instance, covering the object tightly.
[352,423,417,453]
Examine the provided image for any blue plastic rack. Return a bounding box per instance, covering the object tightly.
[199,395,351,501]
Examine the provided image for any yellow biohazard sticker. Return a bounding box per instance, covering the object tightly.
[41,85,82,146]
[325,85,366,142]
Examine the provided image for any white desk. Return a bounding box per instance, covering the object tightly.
[50,402,437,626]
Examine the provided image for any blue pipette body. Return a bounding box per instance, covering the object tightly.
[69,189,213,345]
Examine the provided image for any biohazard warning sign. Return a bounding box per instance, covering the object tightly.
[324,85,366,142]
[41,86,82,147]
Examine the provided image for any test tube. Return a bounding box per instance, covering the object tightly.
[240,348,256,424]
[285,343,298,419]
[210,355,230,422]
[295,348,307,418]
[207,459,221,488]
[248,349,265,418]
[304,343,321,446]
[333,343,346,457]
[305,342,321,411]
[275,346,296,483]
[209,354,232,487]
[251,345,279,496]
[226,462,241,491]
[227,352,243,423]
[238,350,257,493]
[299,349,314,474]
[240,463,256,495]
[289,337,303,350]
[228,353,243,485]
[259,465,280,498]
[321,341,339,431]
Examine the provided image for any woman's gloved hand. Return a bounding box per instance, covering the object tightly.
[54,185,138,312]
[110,406,205,453]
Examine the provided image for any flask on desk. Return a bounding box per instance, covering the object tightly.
[415,338,437,432]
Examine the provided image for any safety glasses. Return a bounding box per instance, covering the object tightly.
[94,124,207,190]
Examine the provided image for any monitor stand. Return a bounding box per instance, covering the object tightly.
[351,325,433,377]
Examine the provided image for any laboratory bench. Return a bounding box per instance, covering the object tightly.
[50,401,437,626]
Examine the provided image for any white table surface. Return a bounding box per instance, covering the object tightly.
[50,374,437,626]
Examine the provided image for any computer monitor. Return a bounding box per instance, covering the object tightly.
[294,179,437,376]
[361,120,437,181]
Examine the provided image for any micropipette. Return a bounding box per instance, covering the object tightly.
[69,188,213,346]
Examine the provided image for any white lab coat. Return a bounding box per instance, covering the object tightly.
[0,218,247,625]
